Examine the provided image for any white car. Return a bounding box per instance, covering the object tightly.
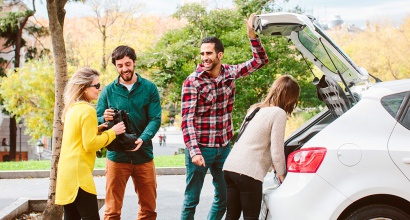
[254,12,410,220]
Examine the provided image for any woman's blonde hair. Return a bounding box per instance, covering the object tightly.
[251,75,300,115]
[61,67,100,122]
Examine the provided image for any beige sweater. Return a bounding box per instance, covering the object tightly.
[223,106,287,182]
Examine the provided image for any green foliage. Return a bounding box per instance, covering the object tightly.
[173,2,207,28]
[233,0,286,16]
[0,159,52,170]
[138,27,200,105]
[139,2,322,133]
[0,59,76,142]
[0,1,50,109]
[0,59,54,141]
[0,10,34,46]
[231,35,322,130]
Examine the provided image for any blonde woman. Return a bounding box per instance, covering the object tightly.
[56,67,126,220]
[223,75,300,220]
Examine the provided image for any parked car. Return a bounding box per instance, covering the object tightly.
[253,12,410,220]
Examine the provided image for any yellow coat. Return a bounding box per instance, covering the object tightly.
[55,102,115,205]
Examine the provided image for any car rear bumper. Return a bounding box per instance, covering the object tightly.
[261,173,349,220]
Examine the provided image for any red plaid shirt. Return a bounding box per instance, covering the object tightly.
[181,38,269,157]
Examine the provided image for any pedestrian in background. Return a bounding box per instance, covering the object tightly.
[180,13,269,220]
[223,75,300,219]
[162,133,166,147]
[55,67,125,220]
[97,45,161,220]
[159,133,163,146]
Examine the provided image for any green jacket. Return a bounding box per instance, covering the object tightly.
[96,73,161,164]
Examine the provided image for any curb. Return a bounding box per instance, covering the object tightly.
[0,198,29,220]
[0,167,186,179]
[0,197,105,220]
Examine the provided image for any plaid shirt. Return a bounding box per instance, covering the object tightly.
[181,38,269,157]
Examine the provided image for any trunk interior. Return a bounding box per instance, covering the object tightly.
[284,75,359,160]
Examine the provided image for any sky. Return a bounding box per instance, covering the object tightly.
[29,0,410,27]
[283,0,410,27]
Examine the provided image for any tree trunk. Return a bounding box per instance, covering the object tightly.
[102,25,107,70]
[8,117,17,161]
[42,0,68,219]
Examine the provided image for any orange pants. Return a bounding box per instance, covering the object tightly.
[104,159,157,220]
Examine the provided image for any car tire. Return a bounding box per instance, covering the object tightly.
[344,204,410,220]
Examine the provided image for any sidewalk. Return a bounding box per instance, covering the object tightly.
[0,126,229,219]
[0,174,216,219]
[153,126,186,156]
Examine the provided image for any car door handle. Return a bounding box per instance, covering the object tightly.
[403,158,410,164]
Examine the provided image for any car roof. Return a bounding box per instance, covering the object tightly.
[364,79,410,97]
[372,79,410,92]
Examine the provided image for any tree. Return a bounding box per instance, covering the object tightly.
[139,2,320,134]
[233,0,288,16]
[0,58,56,141]
[327,17,410,81]
[86,0,142,70]
[0,0,35,161]
[42,0,68,218]
[1,13,185,149]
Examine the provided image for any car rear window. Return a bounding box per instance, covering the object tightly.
[298,28,348,74]
[401,104,410,130]
[381,91,407,120]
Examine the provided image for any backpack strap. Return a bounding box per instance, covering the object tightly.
[234,107,260,143]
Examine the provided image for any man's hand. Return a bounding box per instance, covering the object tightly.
[128,138,143,152]
[244,13,257,39]
[104,108,115,122]
[192,155,206,167]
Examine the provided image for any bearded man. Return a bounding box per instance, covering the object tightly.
[180,13,269,220]
[97,45,161,220]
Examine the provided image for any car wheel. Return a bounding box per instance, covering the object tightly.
[344,204,410,220]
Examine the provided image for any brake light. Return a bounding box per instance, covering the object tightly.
[287,147,327,173]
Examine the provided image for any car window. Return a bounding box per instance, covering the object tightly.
[298,28,348,74]
[401,104,410,130]
[381,92,407,118]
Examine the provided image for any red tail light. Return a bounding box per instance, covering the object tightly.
[287,147,327,173]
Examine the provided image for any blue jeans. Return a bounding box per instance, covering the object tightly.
[181,145,231,220]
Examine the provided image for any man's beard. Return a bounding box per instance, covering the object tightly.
[202,57,219,71]
[120,71,134,82]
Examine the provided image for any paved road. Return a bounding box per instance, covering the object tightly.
[153,126,186,156]
[0,127,233,219]
[0,175,218,220]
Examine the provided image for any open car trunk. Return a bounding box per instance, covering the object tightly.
[252,12,371,159]
[284,74,359,159]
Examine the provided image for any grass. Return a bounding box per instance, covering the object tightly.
[0,154,185,171]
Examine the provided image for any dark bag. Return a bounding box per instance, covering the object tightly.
[105,108,137,151]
